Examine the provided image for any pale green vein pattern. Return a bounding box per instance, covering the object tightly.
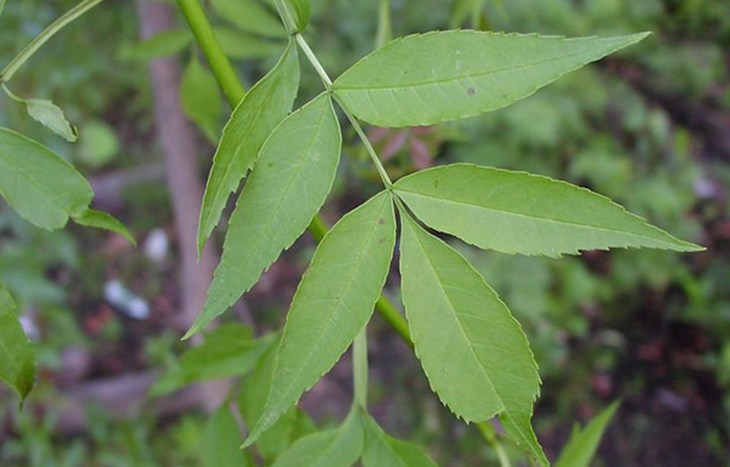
[187,93,340,338]
[333,30,649,127]
[399,214,546,465]
[555,401,620,467]
[197,41,299,252]
[0,284,35,403]
[395,164,701,258]
[271,413,363,467]
[360,413,437,467]
[246,192,396,443]
[0,128,92,230]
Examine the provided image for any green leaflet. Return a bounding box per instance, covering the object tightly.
[187,92,341,338]
[333,30,649,127]
[0,0,5,17]
[72,209,135,245]
[555,401,620,467]
[26,99,78,143]
[245,192,396,444]
[360,413,437,467]
[120,29,192,61]
[181,55,221,143]
[201,405,250,467]
[395,164,702,258]
[0,128,93,230]
[214,27,285,60]
[0,284,35,405]
[152,324,275,395]
[210,0,287,38]
[198,40,299,252]
[271,412,364,467]
[239,341,316,461]
[398,212,546,465]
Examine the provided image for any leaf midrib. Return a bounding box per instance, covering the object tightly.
[397,189,673,245]
[335,44,613,92]
[408,222,505,416]
[273,199,387,411]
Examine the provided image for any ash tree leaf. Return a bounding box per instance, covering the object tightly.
[214,27,285,60]
[555,401,620,467]
[271,412,364,467]
[186,92,341,338]
[201,404,250,467]
[153,324,275,395]
[0,284,35,405]
[360,412,437,467]
[120,29,192,61]
[181,55,221,143]
[245,191,396,444]
[72,209,135,245]
[198,40,299,252]
[333,30,649,127]
[26,99,78,143]
[398,212,546,466]
[210,0,287,38]
[395,164,702,258]
[0,128,93,230]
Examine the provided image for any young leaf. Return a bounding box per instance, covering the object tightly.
[210,0,287,38]
[181,55,221,143]
[201,405,250,467]
[198,41,299,252]
[270,412,364,467]
[120,29,192,61]
[360,412,437,467]
[555,401,620,467]
[187,92,341,338]
[333,30,649,127]
[214,27,285,60]
[245,192,396,444]
[0,128,93,230]
[395,164,702,258]
[398,212,546,465]
[26,99,78,143]
[72,209,135,245]
[153,325,275,395]
[0,284,35,405]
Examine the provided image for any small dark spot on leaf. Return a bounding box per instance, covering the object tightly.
[467,87,475,95]
[434,180,440,189]
[378,237,386,244]
[378,217,385,225]
[267,162,274,168]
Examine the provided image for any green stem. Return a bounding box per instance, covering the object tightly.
[353,327,368,409]
[294,33,393,188]
[477,422,512,467]
[176,0,245,105]
[0,0,105,83]
[375,0,392,49]
[0,83,26,104]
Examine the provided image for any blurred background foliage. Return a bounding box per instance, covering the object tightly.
[0,0,728,465]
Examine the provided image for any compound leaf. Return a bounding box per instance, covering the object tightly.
[360,413,437,467]
[72,209,135,245]
[395,164,702,257]
[0,128,92,230]
[333,30,649,127]
[198,40,299,252]
[187,93,341,338]
[555,401,620,467]
[0,284,35,405]
[399,212,546,465]
[26,99,78,143]
[245,192,396,444]
[181,55,221,143]
[271,413,364,467]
